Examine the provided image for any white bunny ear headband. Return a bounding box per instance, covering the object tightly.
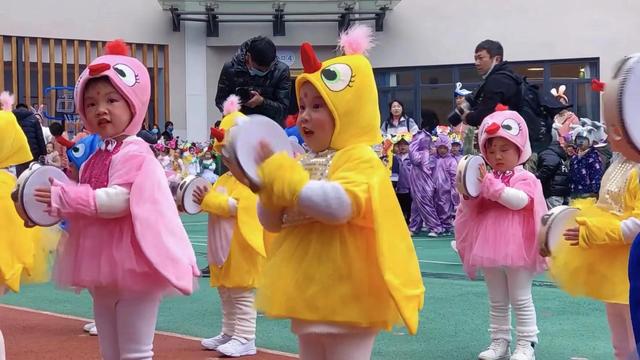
[454,82,472,97]
[550,85,569,103]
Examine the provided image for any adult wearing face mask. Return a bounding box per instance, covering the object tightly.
[215,36,291,126]
[162,121,174,143]
[451,40,522,128]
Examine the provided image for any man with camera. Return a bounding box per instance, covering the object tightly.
[215,36,291,126]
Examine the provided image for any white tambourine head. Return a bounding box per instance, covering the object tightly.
[232,114,294,187]
[604,53,640,162]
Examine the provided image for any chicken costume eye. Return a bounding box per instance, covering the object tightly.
[113,64,137,87]
[71,143,86,158]
[501,118,520,136]
[321,64,353,92]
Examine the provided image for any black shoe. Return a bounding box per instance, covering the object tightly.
[200,265,210,277]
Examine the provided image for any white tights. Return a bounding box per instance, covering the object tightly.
[483,267,539,343]
[297,331,378,360]
[605,302,635,360]
[0,329,5,360]
[91,288,162,360]
[218,287,257,340]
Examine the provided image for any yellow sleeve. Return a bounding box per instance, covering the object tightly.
[329,147,381,220]
[201,190,233,217]
[257,152,309,209]
[578,169,640,247]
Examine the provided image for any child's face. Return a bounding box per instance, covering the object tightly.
[566,145,577,156]
[297,82,335,153]
[485,137,520,172]
[395,142,409,155]
[83,80,132,139]
[222,154,250,187]
[451,143,461,156]
[46,143,54,154]
[575,136,590,151]
[437,145,449,157]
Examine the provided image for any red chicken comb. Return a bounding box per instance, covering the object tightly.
[301,42,322,74]
[591,79,605,92]
[495,103,509,112]
[210,127,225,142]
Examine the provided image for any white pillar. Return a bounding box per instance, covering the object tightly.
[184,22,208,142]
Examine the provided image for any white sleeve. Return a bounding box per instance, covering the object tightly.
[621,217,640,244]
[227,198,238,216]
[257,202,283,232]
[496,187,530,211]
[95,185,130,218]
[297,180,352,224]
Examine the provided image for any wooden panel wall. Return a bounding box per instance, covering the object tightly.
[0,35,169,125]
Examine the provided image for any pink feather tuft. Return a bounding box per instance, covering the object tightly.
[339,24,374,56]
[0,91,14,111]
[223,94,242,115]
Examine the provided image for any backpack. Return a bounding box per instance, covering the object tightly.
[496,71,568,153]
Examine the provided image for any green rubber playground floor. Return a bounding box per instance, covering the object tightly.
[1,214,614,359]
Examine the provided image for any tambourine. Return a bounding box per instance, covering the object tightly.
[456,155,485,198]
[229,114,294,188]
[538,205,579,257]
[603,53,640,162]
[12,162,69,227]
[170,175,211,215]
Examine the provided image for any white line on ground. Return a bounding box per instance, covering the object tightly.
[0,304,298,358]
[418,260,462,265]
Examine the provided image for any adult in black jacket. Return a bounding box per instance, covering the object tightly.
[215,36,291,126]
[450,40,521,128]
[13,104,46,176]
[536,138,571,208]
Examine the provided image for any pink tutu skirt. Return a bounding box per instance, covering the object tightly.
[455,199,546,278]
[53,214,176,295]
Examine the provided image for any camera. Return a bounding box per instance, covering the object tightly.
[236,87,256,103]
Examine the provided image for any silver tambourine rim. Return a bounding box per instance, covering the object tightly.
[462,155,483,198]
[539,206,578,255]
[18,164,63,227]
[177,175,210,215]
[605,54,640,161]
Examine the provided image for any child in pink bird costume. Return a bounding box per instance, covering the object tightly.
[34,40,199,360]
[454,105,547,360]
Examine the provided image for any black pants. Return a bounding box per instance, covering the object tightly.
[396,192,412,225]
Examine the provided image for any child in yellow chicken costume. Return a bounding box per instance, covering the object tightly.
[253,25,424,359]
[549,152,640,360]
[195,95,266,358]
[0,91,52,358]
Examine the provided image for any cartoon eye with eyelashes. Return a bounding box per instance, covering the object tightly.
[113,64,138,87]
[321,63,354,92]
[501,118,520,136]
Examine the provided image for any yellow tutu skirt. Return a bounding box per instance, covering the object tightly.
[548,198,630,304]
[256,223,402,330]
[0,171,59,293]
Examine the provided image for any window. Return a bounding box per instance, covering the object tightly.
[374,58,600,131]
[459,65,481,83]
[420,84,454,128]
[510,63,544,81]
[551,62,593,80]
[420,68,452,85]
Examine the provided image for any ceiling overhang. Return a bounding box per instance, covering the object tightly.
[157,1,401,37]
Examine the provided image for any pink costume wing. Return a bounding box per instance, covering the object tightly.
[111,140,199,295]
